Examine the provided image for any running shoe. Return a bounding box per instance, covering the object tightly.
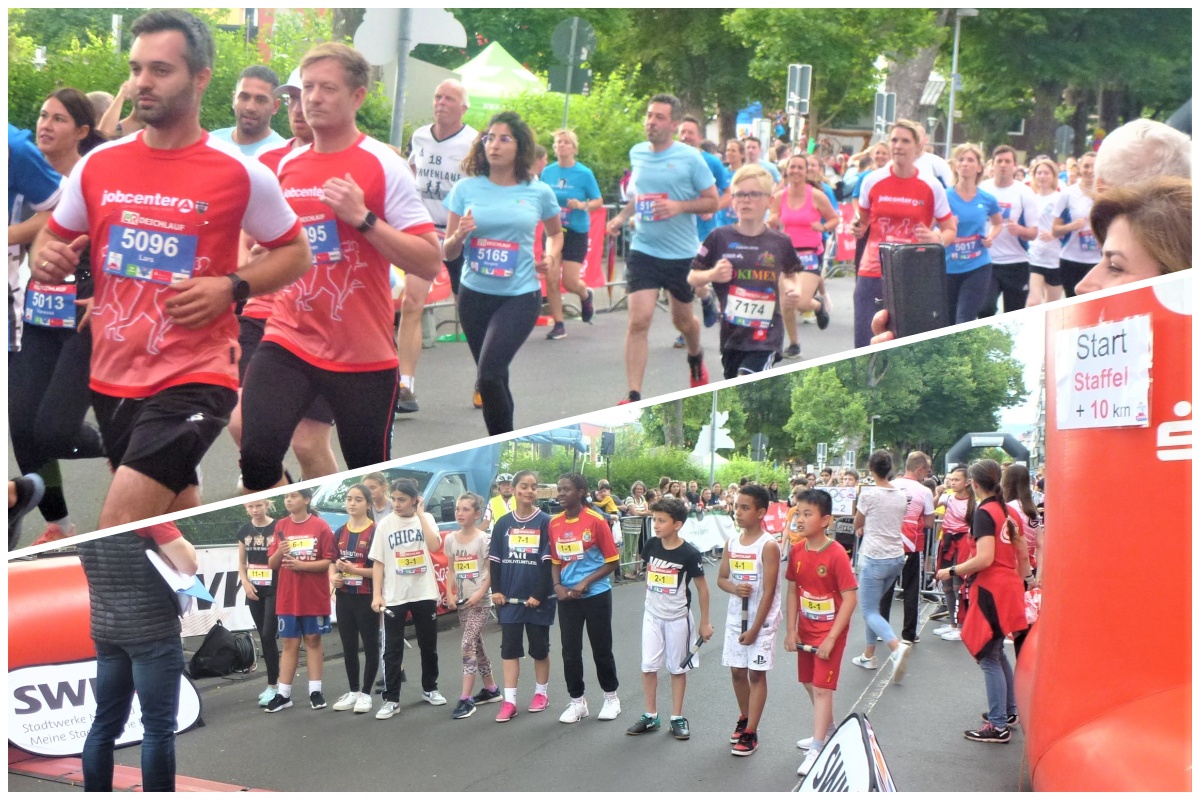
[980,712,1019,727]
[669,717,691,740]
[422,690,447,706]
[687,353,709,388]
[558,699,589,723]
[729,716,749,744]
[701,294,719,328]
[581,289,595,323]
[890,643,912,684]
[930,606,950,621]
[801,310,815,325]
[731,731,758,757]
[851,655,878,670]
[8,474,44,549]
[258,687,277,708]
[452,699,477,719]
[376,701,400,720]
[626,713,660,735]
[963,723,1010,743]
[932,624,954,636]
[598,696,622,720]
[673,334,686,348]
[353,693,373,714]
[528,693,549,713]
[940,628,962,641]
[333,691,359,711]
[796,736,814,750]
[814,295,830,330]
[617,391,641,406]
[546,321,567,340]
[797,745,822,776]
[473,686,502,705]
[902,636,921,645]
[472,389,483,409]
[32,521,74,547]
[265,694,293,713]
[782,343,802,359]
[394,385,419,414]
[495,701,518,722]
[310,691,327,710]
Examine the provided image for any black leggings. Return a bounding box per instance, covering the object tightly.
[381,599,439,702]
[336,593,380,694]
[457,287,541,436]
[246,592,279,685]
[1060,258,1097,298]
[558,590,619,699]
[7,324,104,521]
[980,262,1030,317]
[239,342,397,491]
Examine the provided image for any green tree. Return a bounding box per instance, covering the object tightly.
[640,389,746,452]
[784,366,868,464]
[725,8,943,131]
[733,371,800,463]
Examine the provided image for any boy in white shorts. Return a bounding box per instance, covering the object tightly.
[718,484,781,757]
[626,498,713,741]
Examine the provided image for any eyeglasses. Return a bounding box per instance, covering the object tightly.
[731,191,769,200]
[482,133,515,145]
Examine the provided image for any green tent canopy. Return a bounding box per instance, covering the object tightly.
[456,41,545,129]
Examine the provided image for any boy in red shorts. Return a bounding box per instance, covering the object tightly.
[784,490,857,777]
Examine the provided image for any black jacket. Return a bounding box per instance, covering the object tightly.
[77,531,181,646]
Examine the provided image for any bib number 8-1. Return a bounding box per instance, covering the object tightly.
[120,228,180,258]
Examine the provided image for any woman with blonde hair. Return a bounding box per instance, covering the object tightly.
[1026,158,1066,306]
[944,142,1003,323]
[541,128,603,340]
[1076,176,1191,293]
[1051,151,1101,297]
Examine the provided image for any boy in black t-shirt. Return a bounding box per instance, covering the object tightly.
[626,498,713,740]
[689,164,803,379]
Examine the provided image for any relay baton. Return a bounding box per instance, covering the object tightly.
[679,635,705,670]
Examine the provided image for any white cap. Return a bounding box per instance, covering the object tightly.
[275,68,301,97]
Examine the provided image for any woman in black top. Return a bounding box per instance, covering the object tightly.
[237,498,279,707]
[330,483,379,714]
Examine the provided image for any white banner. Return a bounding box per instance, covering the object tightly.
[1055,314,1152,430]
[9,660,202,758]
[796,712,896,792]
[679,514,735,553]
[184,546,255,634]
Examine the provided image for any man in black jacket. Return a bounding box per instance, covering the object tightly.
[77,523,196,792]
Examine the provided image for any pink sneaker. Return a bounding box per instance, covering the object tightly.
[528,693,549,713]
[33,522,75,547]
[495,701,518,723]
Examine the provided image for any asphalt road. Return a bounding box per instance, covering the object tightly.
[8,580,1030,792]
[9,270,859,543]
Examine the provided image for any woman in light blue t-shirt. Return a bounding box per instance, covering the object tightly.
[443,111,563,436]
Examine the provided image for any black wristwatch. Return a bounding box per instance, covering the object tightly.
[357,210,378,233]
[227,272,251,304]
[949,565,958,578]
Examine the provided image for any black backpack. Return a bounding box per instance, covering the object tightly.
[189,620,257,678]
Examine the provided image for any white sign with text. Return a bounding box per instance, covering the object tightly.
[1055,314,1152,430]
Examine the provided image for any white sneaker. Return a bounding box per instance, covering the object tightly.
[932,624,954,636]
[332,691,359,712]
[422,690,447,706]
[891,643,912,684]
[353,693,373,714]
[851,655,878,670]
[598,697,622,720]
[797,745,822,776]
[796,736,814,750]
[559,699,589,723]
[376,701,400,720]
[941,628,962,641]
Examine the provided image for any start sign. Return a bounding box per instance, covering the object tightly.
[1054,314,1152,430]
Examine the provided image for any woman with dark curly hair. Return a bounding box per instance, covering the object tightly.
[443,111,563,435]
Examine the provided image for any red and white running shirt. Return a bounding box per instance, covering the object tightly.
[857,166,952,279]
[264,134,435,372]
[47,131,301,398]
[239,137,300,319]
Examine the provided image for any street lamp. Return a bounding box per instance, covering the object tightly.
[944,8,978,159]
[869,415,882,454]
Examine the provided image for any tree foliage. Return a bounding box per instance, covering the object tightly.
[784,366,869,463]
[640,389,746,452]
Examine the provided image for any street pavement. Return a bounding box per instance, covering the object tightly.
[9,270,859,544]
[9,578,1030,792]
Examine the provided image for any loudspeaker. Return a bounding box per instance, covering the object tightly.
[600,432,616,456]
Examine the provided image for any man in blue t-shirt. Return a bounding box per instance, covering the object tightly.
[209,65,285,156]
[677,115,726,332]
[606,94,719,405]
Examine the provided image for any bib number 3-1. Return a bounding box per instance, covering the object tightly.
[104,211,198,285]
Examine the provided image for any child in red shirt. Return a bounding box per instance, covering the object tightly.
[785,490,858,778]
